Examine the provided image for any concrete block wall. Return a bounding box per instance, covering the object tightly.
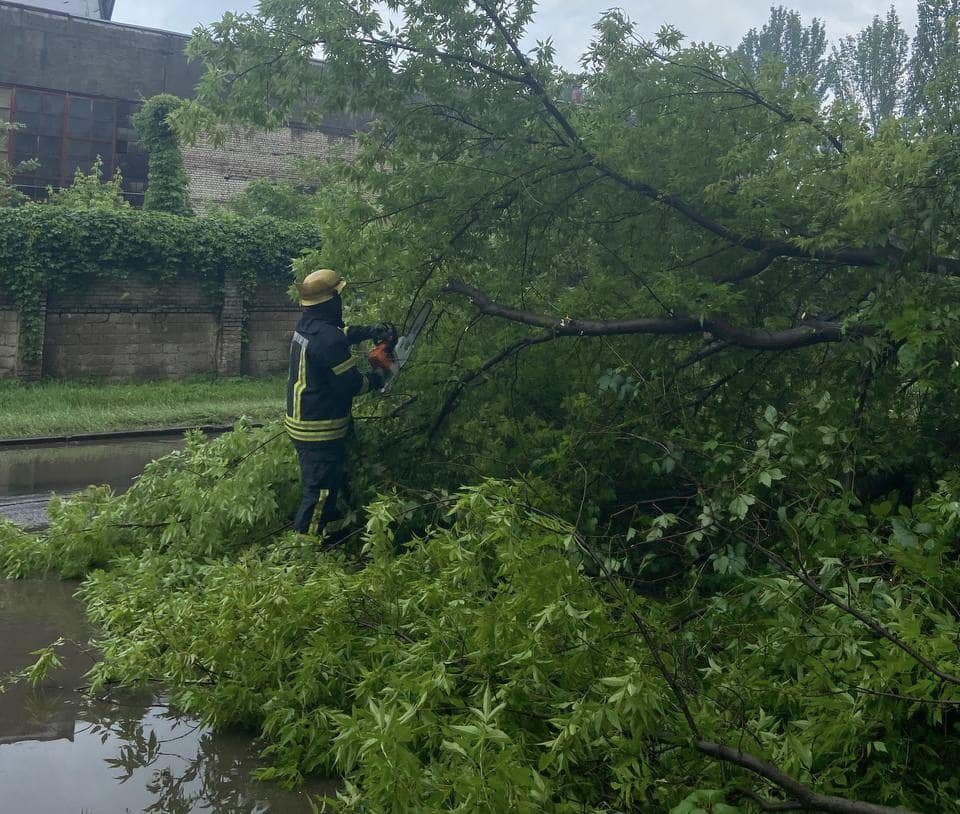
[243,311,297,376]
[43,311,219,379]
[242,281,299,377]
[0,274,299,381]
[43,277,218,378]
[0,309,18,376]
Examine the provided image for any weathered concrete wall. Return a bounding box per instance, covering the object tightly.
[1,2,366,204]
[43,278,219,379]
[13,0,106,20]
[0,275,296,380]
[43,311,219,379]
[244,311,297,376]
[0,3,203,101]
[0,309,19,376]
[0,2,363,132]
[242,282,299,377]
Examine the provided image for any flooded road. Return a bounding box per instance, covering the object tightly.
[0,434,334,811]
[0,438,186,528]
[0,578,335,813]
[0,437,185,495]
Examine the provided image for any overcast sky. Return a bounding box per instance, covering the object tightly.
[113,1,919,66]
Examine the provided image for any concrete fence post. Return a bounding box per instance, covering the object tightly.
[217,274,244,376]
[16,289,47,381]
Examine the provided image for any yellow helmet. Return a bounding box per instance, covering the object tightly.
[295,268,347,306]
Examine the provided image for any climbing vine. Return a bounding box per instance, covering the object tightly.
[0,122,38,208]
[0,207,321,360]
[132,95,195,217]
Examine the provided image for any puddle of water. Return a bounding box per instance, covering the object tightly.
[0,439,185,497]
[0,579,337,813]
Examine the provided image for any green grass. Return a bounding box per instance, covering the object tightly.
[0,375,286,439]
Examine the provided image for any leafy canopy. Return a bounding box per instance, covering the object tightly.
[4,2,960,812]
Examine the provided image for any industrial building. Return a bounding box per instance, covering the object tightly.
[0,0,359,207]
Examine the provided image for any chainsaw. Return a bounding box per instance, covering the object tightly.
[367,300,433,393]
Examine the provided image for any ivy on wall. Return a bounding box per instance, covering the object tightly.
[0,207,321,361]
[132,95,195,217]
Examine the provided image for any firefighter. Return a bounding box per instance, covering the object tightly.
[285,268,395,536]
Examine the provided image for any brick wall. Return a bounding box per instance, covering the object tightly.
[0,275,300,380]
[183,128,360,209]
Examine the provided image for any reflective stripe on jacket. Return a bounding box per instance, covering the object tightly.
[285,301,379,444]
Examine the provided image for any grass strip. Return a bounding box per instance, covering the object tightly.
[0,375,285,439]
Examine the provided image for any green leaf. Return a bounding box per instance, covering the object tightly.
[890,518,918,549]
[729,493,757,520]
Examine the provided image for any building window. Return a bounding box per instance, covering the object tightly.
[0,87,11,156]
[1,84,149,204]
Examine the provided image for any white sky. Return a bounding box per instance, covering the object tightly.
[112,1,919,66]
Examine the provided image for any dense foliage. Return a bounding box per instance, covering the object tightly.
[44,157,129,211]
[0,122,38,207]
[132,94,195,216]
[4,415,960,812]
[5,1,960,812]
[0,206,320,359]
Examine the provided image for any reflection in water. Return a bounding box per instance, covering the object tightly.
[0,438,185,497]
[0,580,335,813]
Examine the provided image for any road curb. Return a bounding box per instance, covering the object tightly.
[0,424,259,449]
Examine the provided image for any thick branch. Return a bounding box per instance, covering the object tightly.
[689,738,918,814]
[716,250,780,283]
[442,280,873,351]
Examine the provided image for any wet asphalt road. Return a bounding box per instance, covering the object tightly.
[0,493,56,529]
[0,437,185,530]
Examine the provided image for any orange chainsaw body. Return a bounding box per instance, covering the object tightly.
[368,341,395,371]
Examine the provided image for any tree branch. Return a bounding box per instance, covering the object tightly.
[687,738,918,814]
[466,4,960,277]
[271,18,960,280]
[441,279,874,351]
[427,332,555,440]
[636,42,845,154]
[716,250,781,283]
[750,540,960,687]
[737,789,806,811]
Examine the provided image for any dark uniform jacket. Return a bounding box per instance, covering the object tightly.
[285,298,382,446]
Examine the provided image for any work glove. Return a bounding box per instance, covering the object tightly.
[346,324,397,345]
[368,342,394,371]
[369,323,398,343]
[367,368,389,391]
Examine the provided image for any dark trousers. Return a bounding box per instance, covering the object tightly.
[293,441,345,535]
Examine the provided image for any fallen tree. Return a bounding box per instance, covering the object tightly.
[3,0,960,811]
